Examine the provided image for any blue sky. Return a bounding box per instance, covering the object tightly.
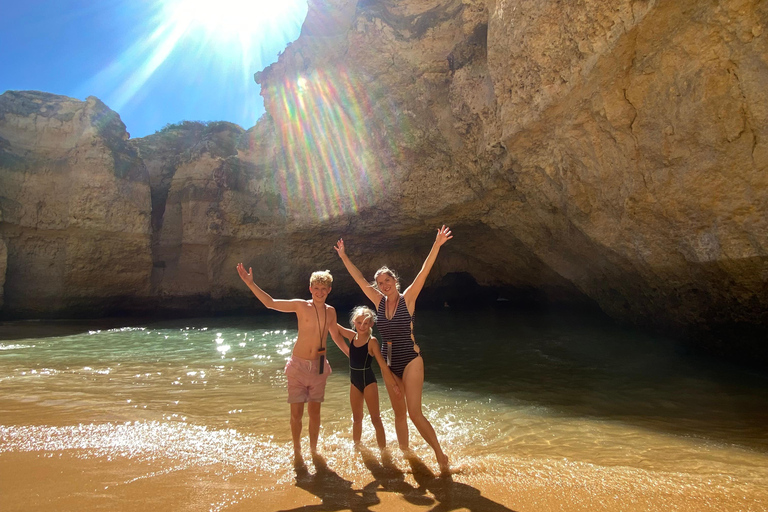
[0,0,307,138]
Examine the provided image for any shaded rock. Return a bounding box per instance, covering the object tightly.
[0,236,6,308]
[133,119,329,311]
[0,91,152,316]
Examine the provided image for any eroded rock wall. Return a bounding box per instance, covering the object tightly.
[255,0,768,357]
[0,236,6,309]
[0,91,152,316]
[132,121,298,309]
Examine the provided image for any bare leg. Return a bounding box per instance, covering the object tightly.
[290,403,305,460]
[307,401,322,455]
[385,373,409,451]
[402,357,449,473]
[364,383,387,449]
[350,384,365,446]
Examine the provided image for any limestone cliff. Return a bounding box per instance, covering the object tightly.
[254,0,768,358]
[132,120,298,309]
[0,91,152,315]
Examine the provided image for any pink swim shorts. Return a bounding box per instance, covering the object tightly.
[284,355,332,403]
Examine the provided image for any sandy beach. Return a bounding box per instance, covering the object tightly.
[3,431,767,512]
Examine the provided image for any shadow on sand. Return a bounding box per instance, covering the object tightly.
[277,453,379,512]
[279,450,515,512]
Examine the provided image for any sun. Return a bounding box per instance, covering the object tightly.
[85,0,307,123]
[165,0,293,41]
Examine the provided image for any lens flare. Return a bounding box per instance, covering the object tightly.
[257,66,413,220]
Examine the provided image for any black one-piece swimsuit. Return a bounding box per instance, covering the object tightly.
[349,334,376,392]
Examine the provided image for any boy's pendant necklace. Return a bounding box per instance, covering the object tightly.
[313,302,327,374]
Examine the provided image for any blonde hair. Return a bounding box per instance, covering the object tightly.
[349,305,376,328]
[372,266,400,291]
[310,269,333,287]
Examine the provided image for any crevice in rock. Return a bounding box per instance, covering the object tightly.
[447,22,488,74]
[359,0,464,41]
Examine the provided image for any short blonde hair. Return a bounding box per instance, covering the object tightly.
[310,269,333,287]
[349,305,376,327]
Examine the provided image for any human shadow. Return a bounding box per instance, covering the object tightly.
[403,453,517,512]
[356,446,435,507]
[278,453,379,512]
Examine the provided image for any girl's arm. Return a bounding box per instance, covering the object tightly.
[369,337,401,398]
[334,238,383,307]
[402,226,452,312]
[236,263,303,313]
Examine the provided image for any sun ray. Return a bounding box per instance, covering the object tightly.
[260,65,413,221]
[80,0,306,133]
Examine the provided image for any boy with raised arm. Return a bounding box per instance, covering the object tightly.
[236,263,349,464]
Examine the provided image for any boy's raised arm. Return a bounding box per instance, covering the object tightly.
[237,263,302,313]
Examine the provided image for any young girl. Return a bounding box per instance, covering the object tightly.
[338,306,400,449]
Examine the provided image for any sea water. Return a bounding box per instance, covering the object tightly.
[1,306,767,511]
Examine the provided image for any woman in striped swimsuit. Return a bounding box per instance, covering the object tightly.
[335,226,452,473]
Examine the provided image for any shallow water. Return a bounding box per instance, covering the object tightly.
[1,307,767,511]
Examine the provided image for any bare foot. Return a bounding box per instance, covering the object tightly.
[437,452,450,475]
[380,447,392,464]
[311,451,327,472]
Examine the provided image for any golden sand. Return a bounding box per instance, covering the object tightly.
[2,441,767,512]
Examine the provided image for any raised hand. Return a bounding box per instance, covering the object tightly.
[334,238,346,258]
[236,262,254,285]
[435,225,453,246]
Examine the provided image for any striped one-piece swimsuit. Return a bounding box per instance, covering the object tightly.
[377,294,420,379]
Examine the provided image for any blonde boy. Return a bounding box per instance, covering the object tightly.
[236,264,349,462]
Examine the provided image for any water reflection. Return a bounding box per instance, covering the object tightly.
[416,307,768,452]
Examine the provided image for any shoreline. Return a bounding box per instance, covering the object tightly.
[2,420,767,512]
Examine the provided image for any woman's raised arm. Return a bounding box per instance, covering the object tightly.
[403,225,452,311]
[334,238,383,307]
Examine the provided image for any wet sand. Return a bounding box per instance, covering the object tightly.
[2,437,767,512]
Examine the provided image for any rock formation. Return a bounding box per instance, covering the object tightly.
[254,0,768,360]
[0,0,766,363]
[0,91,152,316]
[0,236,6,309]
